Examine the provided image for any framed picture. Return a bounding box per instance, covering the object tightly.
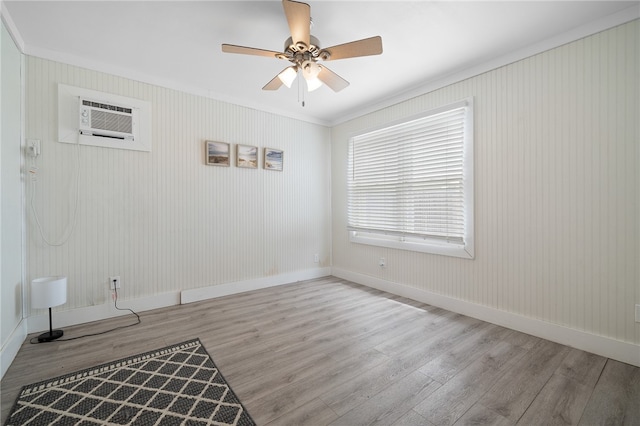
[205,141,230,166]
[236,144,258,169]
[264,148,283,171]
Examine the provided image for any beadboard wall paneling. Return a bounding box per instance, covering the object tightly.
[331,21,639,346]
[25,57,331,315]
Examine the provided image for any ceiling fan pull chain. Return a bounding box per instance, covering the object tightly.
[302,80,306,107]
[297,71,305,107]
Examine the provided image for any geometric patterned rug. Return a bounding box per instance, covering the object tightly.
[4,339,255,426]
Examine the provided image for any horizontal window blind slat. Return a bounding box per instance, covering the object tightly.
[353,108,466,140]
[347,226,465,244]
[354,130,464,149]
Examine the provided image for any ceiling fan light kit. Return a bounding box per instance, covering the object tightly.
[222,0,382,95]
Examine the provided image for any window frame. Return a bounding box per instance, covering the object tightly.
[347,98,474,259]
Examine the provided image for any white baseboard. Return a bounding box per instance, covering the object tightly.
[26,267,332,333]
[1,319,28,379]
[181,267,332,304]
[26,268,333,333]
[27,291,181,334]
[7,268,330,379]
[332,267,640,368]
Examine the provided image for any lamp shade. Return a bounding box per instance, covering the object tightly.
[277,66,298,88]
[305,77,322,92]
[301,61,322,92]
[31,276,67,309]
[301,60,320,80]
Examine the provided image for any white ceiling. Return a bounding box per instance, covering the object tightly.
[3,1,638,125]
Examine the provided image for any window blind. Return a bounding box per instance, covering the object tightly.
[348,105,468,245]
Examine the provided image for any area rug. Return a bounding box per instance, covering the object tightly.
[5,339,255,426]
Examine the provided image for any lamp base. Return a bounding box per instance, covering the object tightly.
[37,329,63,342]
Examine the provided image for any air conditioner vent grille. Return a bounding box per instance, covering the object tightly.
[90,110,133,134]
[82,100,132,114]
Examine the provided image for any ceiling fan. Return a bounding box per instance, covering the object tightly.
[221,0,383,93]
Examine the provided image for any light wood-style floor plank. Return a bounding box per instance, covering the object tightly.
[267,399,338,426]
[1,277,638,425]
[455,404,512,426]
[417,323,511,384]
[516,373,593,425]
[516,348,607,425]
[477,339,572,422]
[328,371,440,426]
[578,359,640,425]
[413,340,528,425]
[391,409,433,426]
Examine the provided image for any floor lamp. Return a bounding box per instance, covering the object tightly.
[31,276,67,342]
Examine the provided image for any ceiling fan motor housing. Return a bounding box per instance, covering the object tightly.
[284,35,332,70]
[285,35,321,55]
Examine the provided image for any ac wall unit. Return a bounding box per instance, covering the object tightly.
[79,99,136,141]
[58,84,151,152]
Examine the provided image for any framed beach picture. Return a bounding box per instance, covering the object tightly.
[236,144,258,169]
[264,148,283,171]
[205,141,230,166]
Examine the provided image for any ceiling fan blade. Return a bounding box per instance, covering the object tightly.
[317,65,349,92]
[321,36,383,61]
[282,0,310,50]
[262,74,285,91]
[222,44,285,59]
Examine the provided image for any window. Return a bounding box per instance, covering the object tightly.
[347,98,474,258]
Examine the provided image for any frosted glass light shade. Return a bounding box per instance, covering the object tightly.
[31,276,67,309]
[301,61,322,92]
[305,77,322,92]
[278,66,298,88]
[301,60,320,79]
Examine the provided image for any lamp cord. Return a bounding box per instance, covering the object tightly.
[30,288,140,344]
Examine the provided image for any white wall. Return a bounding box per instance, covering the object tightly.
[332,21,639,365]
[1,19,25,378]
[10,16,640,373]
[24,57,331,323]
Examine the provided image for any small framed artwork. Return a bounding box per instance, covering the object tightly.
[264,148,283,171]
[236,144,258,169]
[205,141,230,166]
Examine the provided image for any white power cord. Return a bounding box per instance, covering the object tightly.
[29,140,81,246]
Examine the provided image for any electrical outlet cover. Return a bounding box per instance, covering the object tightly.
[109,276,121,289]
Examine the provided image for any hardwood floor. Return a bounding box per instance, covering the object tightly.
[2,277,639,425]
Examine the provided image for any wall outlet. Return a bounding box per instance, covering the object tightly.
[379,257,386,267]
[314,254,319,263]
[636,304,640,323]
[109,276,121,290]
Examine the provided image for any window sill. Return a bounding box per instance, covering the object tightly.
[349,231,474,259]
